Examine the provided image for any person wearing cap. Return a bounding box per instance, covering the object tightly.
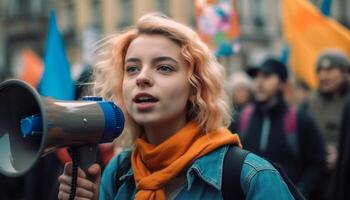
[304,49,350,200]
[306,50,349,169]
[231,58,326,198]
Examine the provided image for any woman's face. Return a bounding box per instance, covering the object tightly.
[122,34,191,127]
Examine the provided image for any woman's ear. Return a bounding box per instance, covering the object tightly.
[186,88,197,120]
[189,88,196,103]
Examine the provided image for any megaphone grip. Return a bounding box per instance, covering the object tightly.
[68,145,98,200]
[75,145,98,172]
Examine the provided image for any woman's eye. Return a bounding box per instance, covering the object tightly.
[157,65,174,73]
[126,66,139,74]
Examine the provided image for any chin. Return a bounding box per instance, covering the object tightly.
[255,96,268,102]
[319,87,331,93]
[133,116,161,126]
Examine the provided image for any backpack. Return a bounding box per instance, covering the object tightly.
[114,145,305,200]
[223,145,305,200]
[238,104,299,158]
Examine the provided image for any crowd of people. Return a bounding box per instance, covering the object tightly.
[0,13,349,200]
[228,50,350,199]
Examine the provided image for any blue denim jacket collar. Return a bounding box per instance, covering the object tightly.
[117,145,228,191]
[186,145,227,191]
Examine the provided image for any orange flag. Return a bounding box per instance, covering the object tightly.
[19,48,43,88]
[282,0,350,89]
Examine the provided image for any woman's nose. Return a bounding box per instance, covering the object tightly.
[136,70,153,87]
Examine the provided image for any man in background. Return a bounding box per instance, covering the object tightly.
[306,50,349,170]
[305,50,349,199]
[233,58,326,198]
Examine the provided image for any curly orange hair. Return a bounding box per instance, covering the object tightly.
[92,13,231,140]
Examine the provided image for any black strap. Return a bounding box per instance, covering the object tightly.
[268,162,306,200]
[115,151,132,190]
[222,145,250,200]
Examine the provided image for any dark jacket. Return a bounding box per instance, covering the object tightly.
[0,175,24,200]
[23,154,62,200]
[333,98,350,200]
[305,82,350,148]
[231,96,326,197]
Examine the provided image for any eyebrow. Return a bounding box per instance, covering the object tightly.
[125,57,140,63]
[124,56,179,64]
[152,56,178,64]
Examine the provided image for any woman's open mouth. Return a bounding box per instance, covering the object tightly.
[133,93,159,110]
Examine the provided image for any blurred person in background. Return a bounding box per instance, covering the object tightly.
[227,71,254,132]
[232,58,326,198]
[228,71,254,112]
[306,50,350,170]
[333,97,350,200]
[304,49,350,199]
[294,81,311,107]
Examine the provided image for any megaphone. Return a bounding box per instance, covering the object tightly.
[0,79,125,177]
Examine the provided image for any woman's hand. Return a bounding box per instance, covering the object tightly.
[58,162,101,200]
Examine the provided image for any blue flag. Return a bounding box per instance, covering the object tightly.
[38,11,75,100]
[321,0,333,17]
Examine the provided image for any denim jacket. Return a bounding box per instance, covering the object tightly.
[99,145,294,200]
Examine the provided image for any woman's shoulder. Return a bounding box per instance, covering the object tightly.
[241,153,294,199]
[242,153,277,173]
[240,152,281,187]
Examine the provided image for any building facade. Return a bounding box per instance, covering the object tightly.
[0,0,349,81]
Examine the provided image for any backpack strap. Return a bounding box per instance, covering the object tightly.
[222,145,306,200]
[115,151,132,190]
[222,145,250,200]
[283,106,299,158]
[284,106,297,134]
[238,105,254,135]
[268,162,306,200]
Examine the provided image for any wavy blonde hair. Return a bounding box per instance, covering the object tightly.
[92,13,232,142]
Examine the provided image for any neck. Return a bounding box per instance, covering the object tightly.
[257,95,280,112]
[319,81,349,99]
[143,115,188,145]
[266,95,279,107]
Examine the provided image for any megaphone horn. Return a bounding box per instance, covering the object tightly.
[0,79,125,177]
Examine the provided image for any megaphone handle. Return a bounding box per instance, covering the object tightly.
[76,145,99,175]
[68,145,98,200]
[69,145,98,179]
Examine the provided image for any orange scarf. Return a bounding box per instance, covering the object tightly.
[131,121,241,200]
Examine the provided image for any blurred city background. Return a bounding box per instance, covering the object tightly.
[0,0,349,83]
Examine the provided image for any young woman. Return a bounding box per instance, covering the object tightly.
[58,13,294,200]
